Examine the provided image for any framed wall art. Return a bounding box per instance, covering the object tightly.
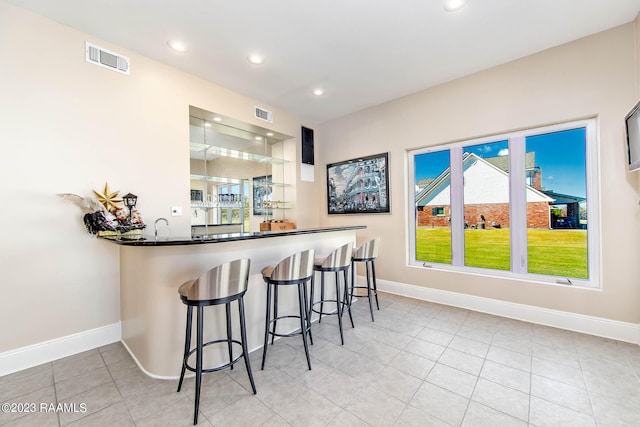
[327,152,389,214]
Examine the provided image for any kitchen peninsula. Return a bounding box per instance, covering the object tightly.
[104,226,365,378]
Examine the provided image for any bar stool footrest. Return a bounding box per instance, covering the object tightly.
[311,300,342,317]
[183,339,247,374]
[350,285,378,296]
[267,315,311,338]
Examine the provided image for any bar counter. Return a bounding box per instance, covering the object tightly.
[103,226,365,378]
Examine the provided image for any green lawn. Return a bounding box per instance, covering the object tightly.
[416,227,588,278]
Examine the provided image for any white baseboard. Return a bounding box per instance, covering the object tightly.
[370,277,640,345]
[0,322,121,377]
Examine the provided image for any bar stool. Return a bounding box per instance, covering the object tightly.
[176,259,256,425]
[350,237,381,321]
[310,242,354,345]
[261,249,315,370]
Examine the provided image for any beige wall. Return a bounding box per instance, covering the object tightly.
[0,2,319,353]
[2,0,639,357]
[318,23,640,323]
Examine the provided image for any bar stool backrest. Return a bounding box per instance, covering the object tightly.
[179,258,251,302]
[354,237,380,260]
[270,249,315,282]
[321,242,354,269]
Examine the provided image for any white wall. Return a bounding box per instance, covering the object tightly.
[318,23,640,324]
[0,2,319,355]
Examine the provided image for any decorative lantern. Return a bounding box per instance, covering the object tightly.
[122,193,138,222]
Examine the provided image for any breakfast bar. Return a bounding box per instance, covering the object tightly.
[104,226,365,378]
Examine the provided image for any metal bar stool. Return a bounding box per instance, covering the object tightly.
[349,237,381,321]
[176,258,256,425]
[310,242,354,345]
[261,249,315,370]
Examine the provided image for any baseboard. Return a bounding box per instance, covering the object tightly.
[370,277,640,345]
[120,339,178,380]
[0,322,121,377]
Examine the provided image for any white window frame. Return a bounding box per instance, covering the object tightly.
[407,118,600,288]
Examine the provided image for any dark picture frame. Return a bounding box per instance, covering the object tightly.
[252,175,272,216]
[327,152,389,214]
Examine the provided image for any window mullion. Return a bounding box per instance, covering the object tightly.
[450,147,464,267]
[509,136,527,274]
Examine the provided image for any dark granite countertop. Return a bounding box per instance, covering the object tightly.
[99,225,366,246]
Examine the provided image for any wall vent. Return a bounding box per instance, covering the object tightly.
[255,106,273,123]
[85,42,129,75]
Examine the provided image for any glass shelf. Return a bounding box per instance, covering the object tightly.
[191,203,244,209]
[190,174,243,185]
[190,143,288,165]
[253,181,290,188]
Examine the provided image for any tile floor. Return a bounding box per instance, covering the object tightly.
[2,292,640,426]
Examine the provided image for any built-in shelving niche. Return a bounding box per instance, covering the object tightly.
[189,106,295,236]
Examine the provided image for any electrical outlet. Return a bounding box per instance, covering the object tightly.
[171,206,182,216]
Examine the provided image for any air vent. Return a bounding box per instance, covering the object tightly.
[85,42,129,75]
[255,106,273,123]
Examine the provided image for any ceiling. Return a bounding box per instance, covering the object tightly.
[7,0,640,124]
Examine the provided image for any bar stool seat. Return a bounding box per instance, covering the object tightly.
[310,242,354,345]
[261,249,315,370]
[176,259,256,425]
[349,237,381,321]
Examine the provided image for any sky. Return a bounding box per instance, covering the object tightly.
[415,127,587,198]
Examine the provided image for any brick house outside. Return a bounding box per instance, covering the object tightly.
[416,152,554,228]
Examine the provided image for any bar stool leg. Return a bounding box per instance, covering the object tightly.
[319,272,325,323]
[350,260,355,308]
[271,285,279,345]
[177,305,193,392]
[365,262,375,322]
[238,298,257,394]
[302,279,313,345]
[261,283,272,370]
[335,271,344,345]
[342,269,354,328]
[371,260,379,310]
[194,306,204,425]
[225,303,234,370]
[309,275,315,323]
[297,282,312,370]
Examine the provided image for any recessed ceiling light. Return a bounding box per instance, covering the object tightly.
[255,136,263,141]
[313,88,324,96]
[266,132,274,137]
[248,54,264,65]
[213,117,222,122]
[167,40,187,52]
[444,0,467,11]
[204,122,211,127]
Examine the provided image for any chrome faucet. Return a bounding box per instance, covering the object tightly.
[154,217,169,240]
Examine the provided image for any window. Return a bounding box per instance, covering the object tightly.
[217,183,246,225]
[408,119,599,287]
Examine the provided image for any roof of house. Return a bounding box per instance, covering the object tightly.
[541,190,585,204]
[484,152,537,171]
[416,152,554,206]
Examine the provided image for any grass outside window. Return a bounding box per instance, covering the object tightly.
[415,227,588,278]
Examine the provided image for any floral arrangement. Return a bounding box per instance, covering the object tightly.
[58,183,145,239]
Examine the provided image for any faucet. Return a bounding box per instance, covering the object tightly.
[154,218,169,240]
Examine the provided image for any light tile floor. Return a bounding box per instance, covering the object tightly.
[2,292,640,426]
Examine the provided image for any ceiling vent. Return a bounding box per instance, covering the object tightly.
[85,42,129,75]
[255,106,273,123]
